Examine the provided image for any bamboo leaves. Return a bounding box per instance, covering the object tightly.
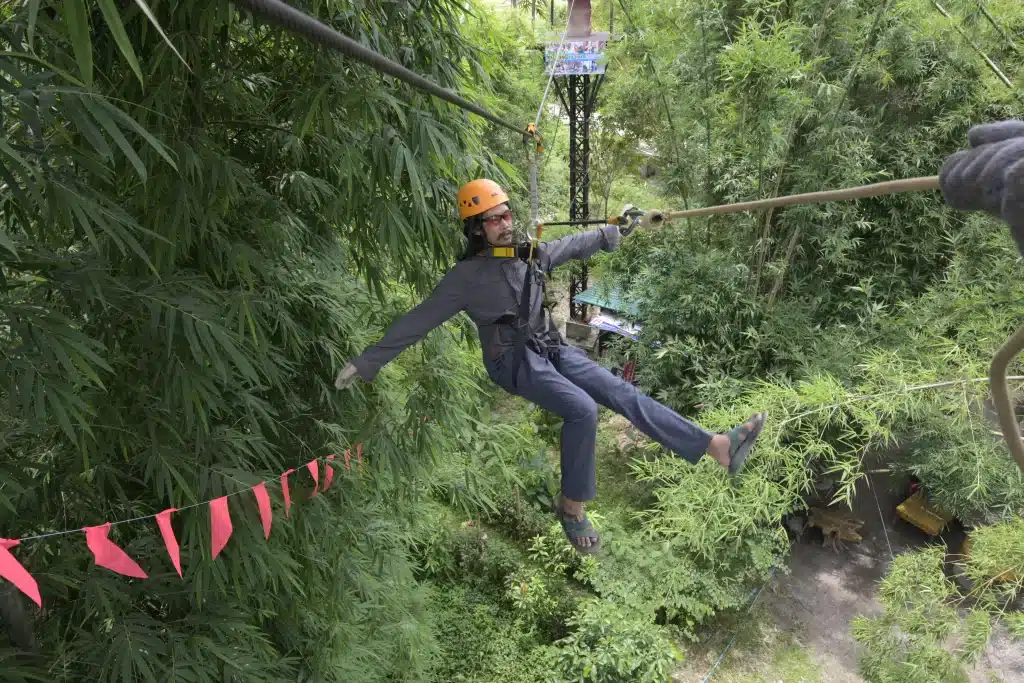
[81,96,148,179]
[130,0,188,69]
[62,0,93,86]
[1,1,549,681]
[0,228,17,258]
[3,307,109,442]
[58,0,186,89]
[96,0,145,87]
[96,97,177,171]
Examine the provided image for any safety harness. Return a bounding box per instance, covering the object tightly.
[486,241,551,379]
[488,206,648,380]
[488,123,647,380]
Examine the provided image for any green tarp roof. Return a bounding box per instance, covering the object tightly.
[573,284,641,318]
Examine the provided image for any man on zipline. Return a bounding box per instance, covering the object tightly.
[334,179,765,554]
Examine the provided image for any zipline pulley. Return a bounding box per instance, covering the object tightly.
[618,204,647,237]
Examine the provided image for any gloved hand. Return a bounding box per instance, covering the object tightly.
[939,120,1024,255]
[334,362,360,390]
[617,204,645,236]
[618,204,666,235]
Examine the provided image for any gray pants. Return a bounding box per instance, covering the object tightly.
[485,344,712,501]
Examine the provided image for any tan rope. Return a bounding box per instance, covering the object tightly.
[651,175,940,223]
[989,323,1024,473]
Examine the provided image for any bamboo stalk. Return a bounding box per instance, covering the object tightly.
[977,1,1020,55]
[934,1,1014,89]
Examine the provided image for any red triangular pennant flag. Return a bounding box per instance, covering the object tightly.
[323,455,336,492]
[84,523,148,579]
[306,460,319,498]
[210,497,232,560]
[280,469,294,518]
[252,483,272,540]
[155,509,182,578]
[0,539,41,607]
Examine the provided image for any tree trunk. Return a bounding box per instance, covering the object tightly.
[763,0,896,302]
[766,224,802,306]
[750,0,840,296]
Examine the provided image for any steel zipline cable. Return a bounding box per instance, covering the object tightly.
[233,0,943,230]
[233,0,531,138]
[544,176,942,227]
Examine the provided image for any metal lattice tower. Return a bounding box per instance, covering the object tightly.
[556,74,603,321]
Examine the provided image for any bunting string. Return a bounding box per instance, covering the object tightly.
[13,450,352,544]
[0,447,368,607]
[2,415,433,605]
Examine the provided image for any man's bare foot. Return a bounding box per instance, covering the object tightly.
[557,494,598,550]
[707,433,731,469]
[708,412,766,475]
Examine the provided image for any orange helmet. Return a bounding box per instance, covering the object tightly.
[457,179,509,220]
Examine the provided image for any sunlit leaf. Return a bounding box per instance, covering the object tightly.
[132,0,189,69]
[97,0,145,87]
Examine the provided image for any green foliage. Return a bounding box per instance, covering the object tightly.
[0,0,537,680]
[959,518,1024,609]
[443,0,1024,677]
[545,599,681,683]
[1007,613,1024,640]
[426,583,552,683]
[3,0,1023,681]
[533,407,563,447]
[852,545,998,683]
[603,0,1024,400]
[851,518,1023,683]
[506,563,579,639]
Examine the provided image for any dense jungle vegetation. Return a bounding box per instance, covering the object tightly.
[1,0,1022,681]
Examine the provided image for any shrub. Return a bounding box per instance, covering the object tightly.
[852,535,1024,683]
[545,599,681,683]
[427,584,552,683]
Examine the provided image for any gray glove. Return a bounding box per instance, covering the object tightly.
[939,120,1024,255]
[334,362,360,390]
[618,204,664,236]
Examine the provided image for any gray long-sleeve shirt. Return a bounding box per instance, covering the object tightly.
[351,225,621,381]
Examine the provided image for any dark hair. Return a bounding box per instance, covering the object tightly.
[458,216,488,260]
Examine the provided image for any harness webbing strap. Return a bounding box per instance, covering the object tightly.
[529,154,540,229]
[510,260,535,380]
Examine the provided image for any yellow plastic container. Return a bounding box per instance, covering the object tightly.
[896,490,954,536]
